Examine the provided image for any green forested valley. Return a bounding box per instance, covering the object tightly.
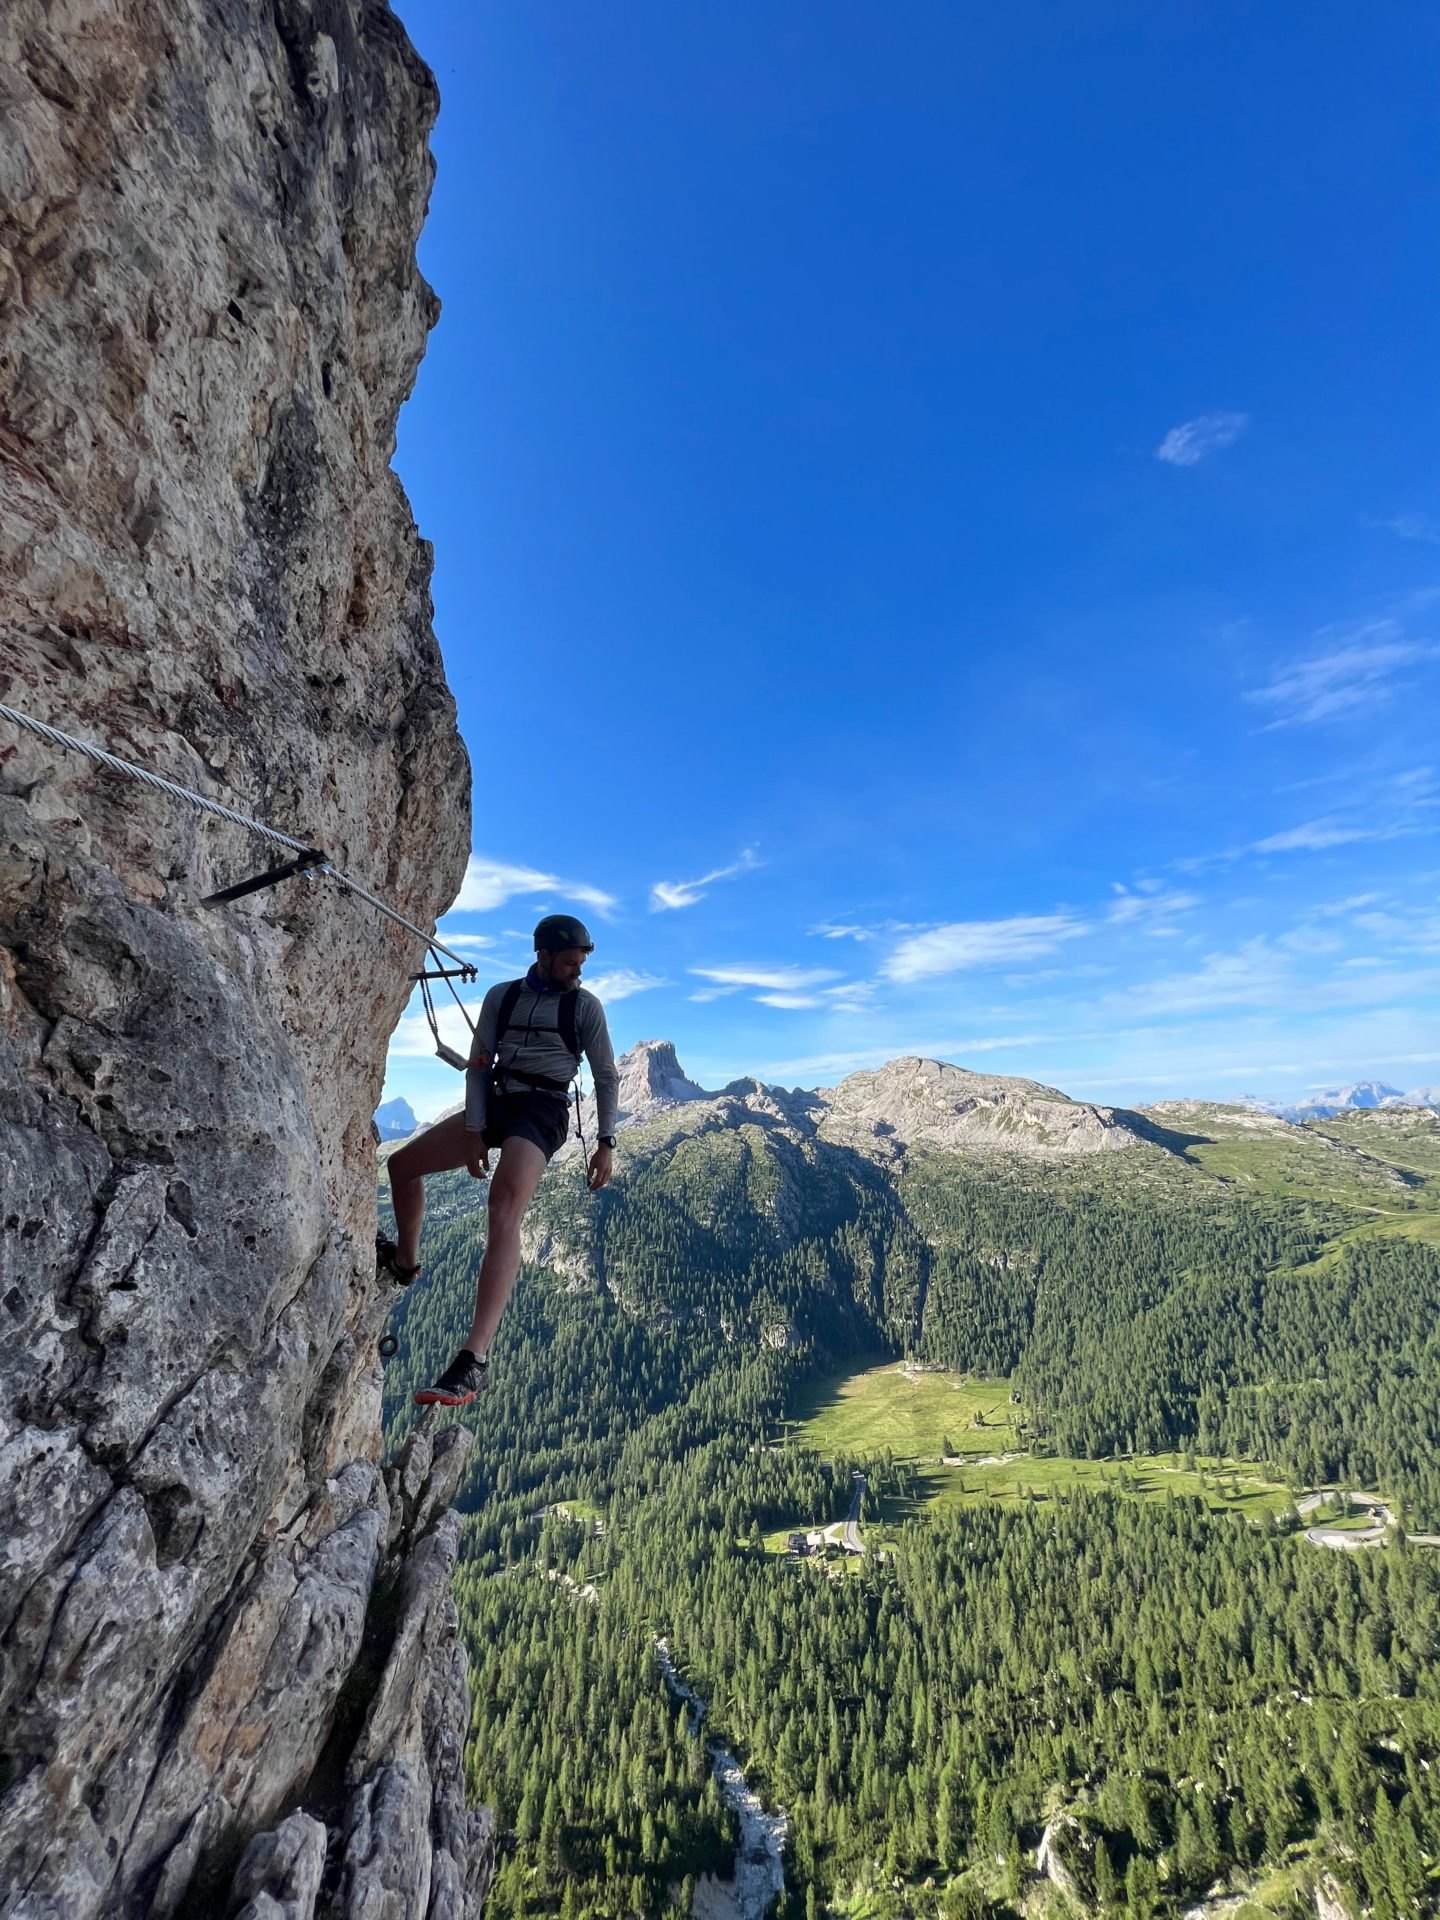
[378,1074,1440,1918]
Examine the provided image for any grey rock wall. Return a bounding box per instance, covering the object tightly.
[0,3,487,1913]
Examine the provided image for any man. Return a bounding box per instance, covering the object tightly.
[383,914,620,1407]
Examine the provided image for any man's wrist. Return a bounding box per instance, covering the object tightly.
[597,1135,616,1149]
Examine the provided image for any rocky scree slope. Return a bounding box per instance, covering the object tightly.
[1,5,488,1916]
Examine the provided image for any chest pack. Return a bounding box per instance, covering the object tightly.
[489,978,582,1096]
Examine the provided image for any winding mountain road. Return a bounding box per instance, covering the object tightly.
[1298,1493,1394,1550]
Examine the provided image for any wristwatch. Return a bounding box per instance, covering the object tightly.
[598,1134,617,1148]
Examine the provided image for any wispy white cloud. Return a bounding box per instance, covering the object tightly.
[650,848,759,912]
[810,922,875,941]
[1108,884,1201,926]
[1315,892,1384,916]
[1252,819,1382,853]
[755,992,825,1009]
[1155,411,1249,467]
[435,932,497,951]
[691,963,841,993]
[585,968,668,1003]
[821,980,878,1015]
[453,855,617,917]
[1108,934,1440,1019]
[1246,623,1438,728]
[883,914,1090,982]
[1366,512,1440,547]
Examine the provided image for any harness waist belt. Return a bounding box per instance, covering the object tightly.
[495,1065,572,1096]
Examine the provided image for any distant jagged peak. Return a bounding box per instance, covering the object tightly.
[1294,1080,1403,1117]
[616,1039,708,1118]
[818,1055,1145,1157]
[374,1096,417,1141]
[1235,1080,1438,1122]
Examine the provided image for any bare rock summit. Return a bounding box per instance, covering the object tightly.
[818,1056,1146,1156]
[616,1038,709,1120]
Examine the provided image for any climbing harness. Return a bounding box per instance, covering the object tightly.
[484,975,591,1166]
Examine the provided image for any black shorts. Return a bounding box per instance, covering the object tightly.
[485,1090,570,1162]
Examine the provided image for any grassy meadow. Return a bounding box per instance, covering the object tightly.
[768,1358,1300,1550]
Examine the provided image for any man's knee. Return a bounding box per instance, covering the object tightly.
[487,1185,528,1230]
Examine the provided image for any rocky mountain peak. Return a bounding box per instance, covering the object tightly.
[819,1055,1144,1157]
[616,1039,708,1118]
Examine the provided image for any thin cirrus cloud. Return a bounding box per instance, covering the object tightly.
[882,914,1090,982]
[452,855,617,917]
[650,848,760,912]
[1251,819,1383,854]
[1366,513,1440,547]
[1246,624,1438,728]
[583,968,668,1003]
[1107,884,1201,926]
[690,963,842,1005]
[1155,411,1249,467]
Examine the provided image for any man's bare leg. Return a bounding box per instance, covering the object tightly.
[387,1112,474,1269]
[461,1138,548,1358]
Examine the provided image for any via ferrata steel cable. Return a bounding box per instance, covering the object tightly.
[0,698,477,975]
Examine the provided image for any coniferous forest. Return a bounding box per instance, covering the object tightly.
[379,1096,1440,1918]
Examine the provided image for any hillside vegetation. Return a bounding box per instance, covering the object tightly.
[379,1054,1440,1918]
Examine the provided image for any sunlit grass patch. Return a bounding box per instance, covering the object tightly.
[784,1356,1022,1461]
[889,1450,1296,1526]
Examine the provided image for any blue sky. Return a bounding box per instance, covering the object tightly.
[382,0,1440,1121]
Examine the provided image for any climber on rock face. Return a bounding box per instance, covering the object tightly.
[382,914,620,1406]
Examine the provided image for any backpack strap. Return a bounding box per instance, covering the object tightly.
[495,978,525,1044]
[557,986,580,1062]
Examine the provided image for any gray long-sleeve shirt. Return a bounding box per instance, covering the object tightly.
[465,978,619,1139]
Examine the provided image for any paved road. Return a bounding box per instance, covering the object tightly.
[841,1474,867,1555]
[1297,1492,1394,1551]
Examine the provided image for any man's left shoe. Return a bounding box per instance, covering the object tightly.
[376,1233,423,1287]
[415,1349,489,1407]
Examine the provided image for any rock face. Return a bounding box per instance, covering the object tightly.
[0,4,489,1915]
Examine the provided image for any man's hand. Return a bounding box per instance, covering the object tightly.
[465,1130,490,1180]
[586,1143,613,1192]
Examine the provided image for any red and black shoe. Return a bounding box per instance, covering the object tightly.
[415,1349,489,1407]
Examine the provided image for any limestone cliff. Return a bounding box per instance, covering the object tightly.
[0,3,488,1914]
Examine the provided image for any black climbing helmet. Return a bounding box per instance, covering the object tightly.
[533,913,595,955]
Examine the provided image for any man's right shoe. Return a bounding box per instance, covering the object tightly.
[415,1349,489,1407]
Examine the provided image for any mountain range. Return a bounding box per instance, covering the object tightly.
[379,1044,1438,1149]
[1238,1080,1440,1122]
[590,1040,1439,1155]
